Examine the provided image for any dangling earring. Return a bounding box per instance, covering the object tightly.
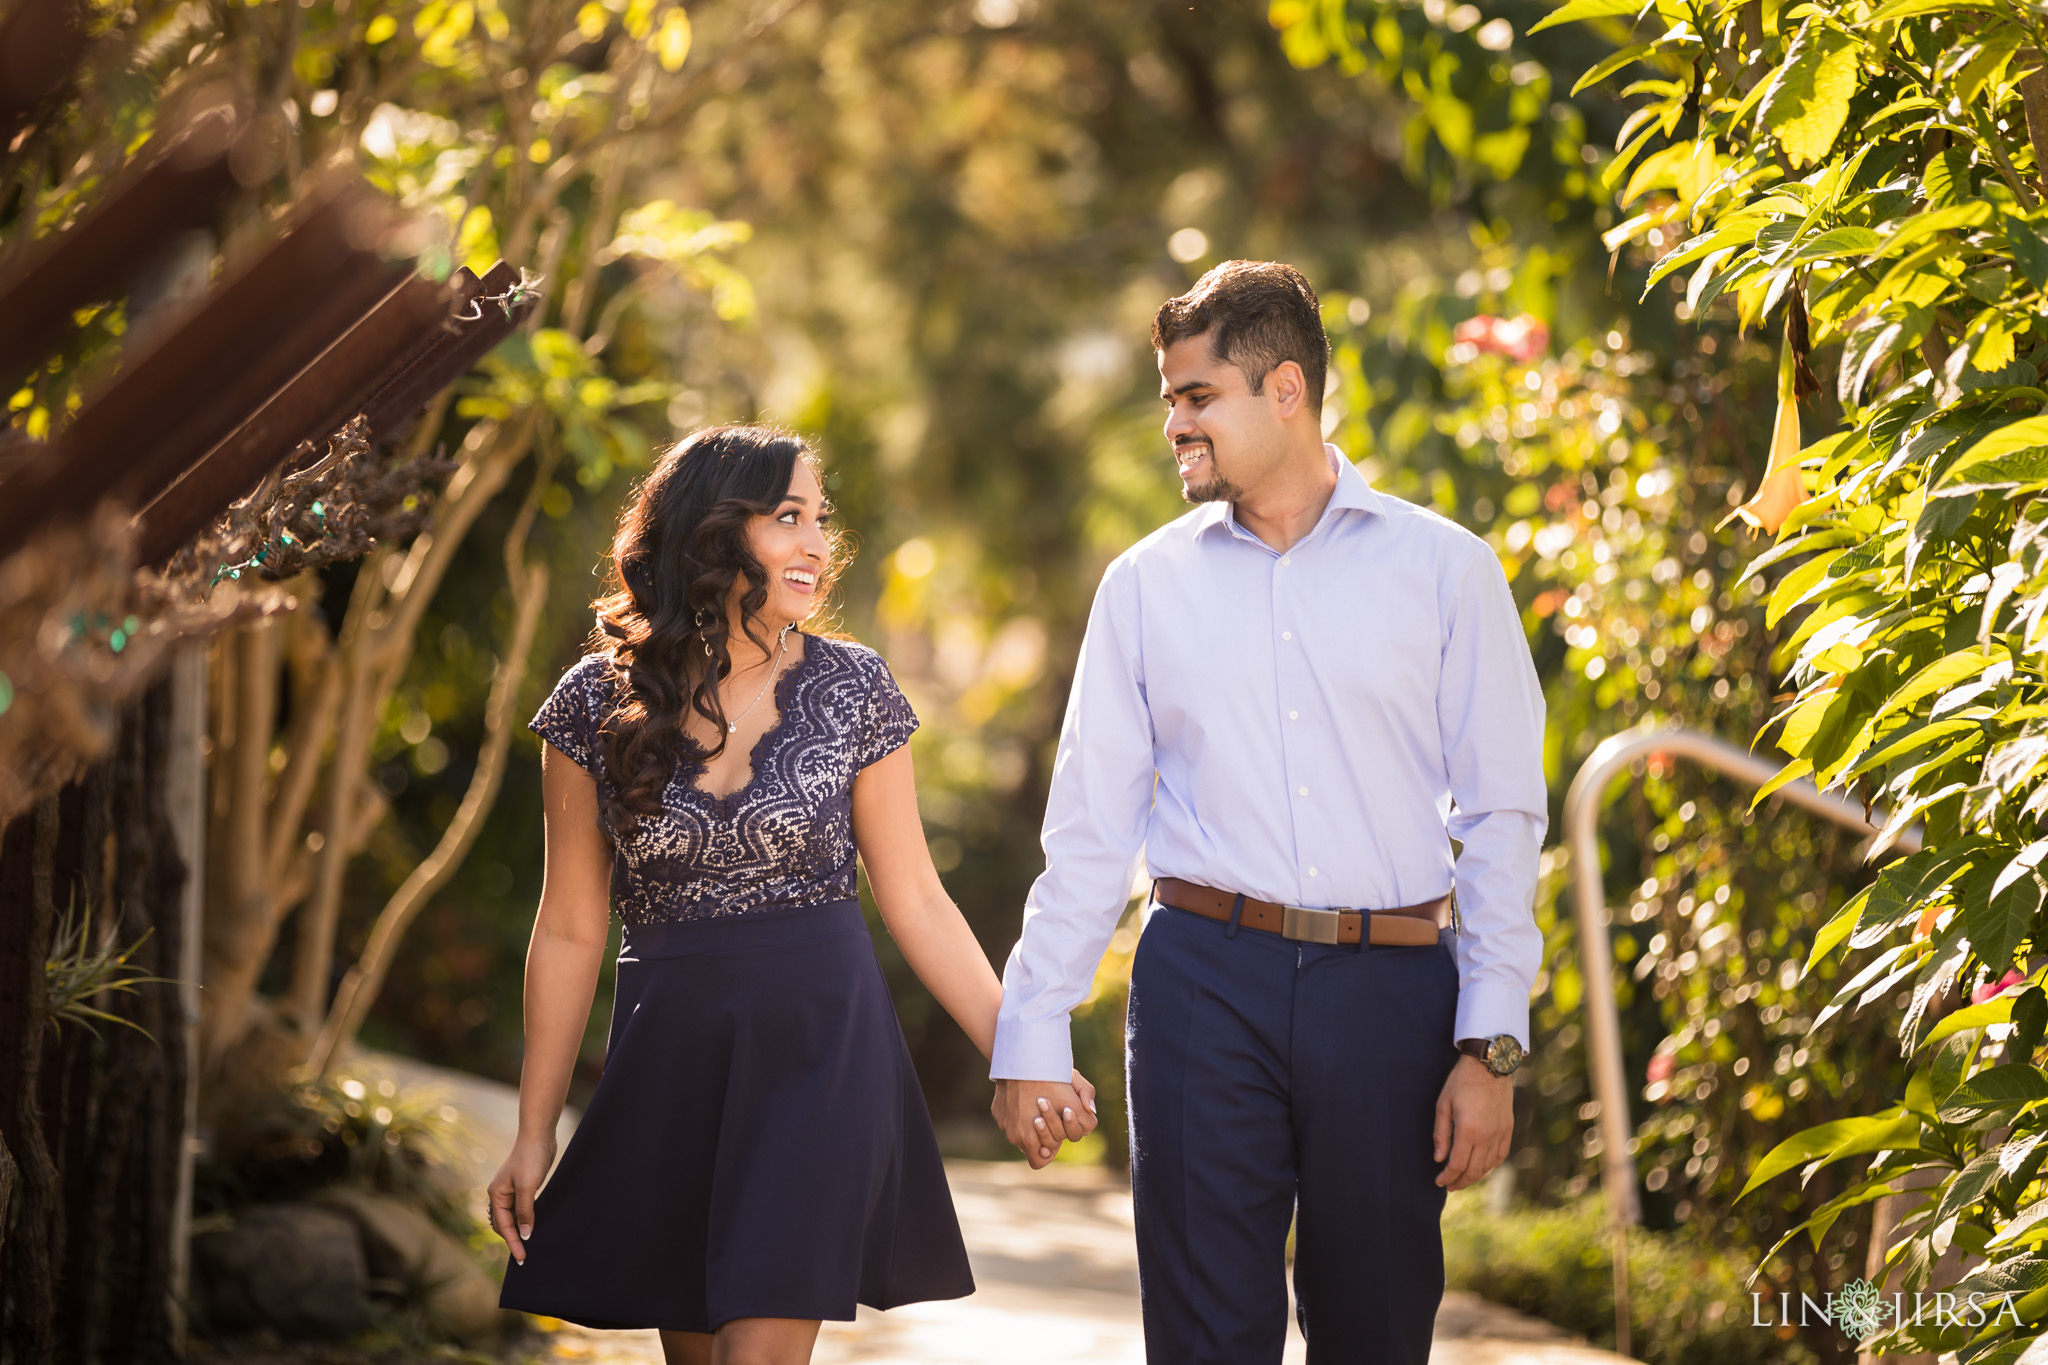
[696,608,716,658]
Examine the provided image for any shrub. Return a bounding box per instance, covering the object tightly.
[1444,1192,1820,1365]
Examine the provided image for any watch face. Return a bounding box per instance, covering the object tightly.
[1486,1036,1526,1075]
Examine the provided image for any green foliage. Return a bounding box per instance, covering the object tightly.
[1542,0,2048,1357]
[43,895,173,1042]
[1442,1190,1820,1364]
[200,1063,481,1244]
[1275,0,1921,1348]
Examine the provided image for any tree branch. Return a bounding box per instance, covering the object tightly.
[305,562,549,1074]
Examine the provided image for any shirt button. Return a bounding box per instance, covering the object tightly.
[1282,630,1293,641]
[1298,786,1308,797]
[1280,556,1291,566]
[1289,709,1299,720]
[1308,867,1319,877]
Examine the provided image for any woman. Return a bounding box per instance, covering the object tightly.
[488,425,1096,1365]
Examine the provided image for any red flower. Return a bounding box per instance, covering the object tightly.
[1646,1052,1676,1085]
[1451,313,1550,363]
[1972,968,2026,1005]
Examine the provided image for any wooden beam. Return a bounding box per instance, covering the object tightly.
[0,105,252,391]
[132,271,459,566]
[0,179,405,562]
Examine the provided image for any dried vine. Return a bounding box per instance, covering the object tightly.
[0,416,461,827]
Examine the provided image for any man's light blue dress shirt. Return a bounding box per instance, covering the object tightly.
[991,445,1548,1082]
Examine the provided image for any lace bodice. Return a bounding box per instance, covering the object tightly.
[528,634,918,924]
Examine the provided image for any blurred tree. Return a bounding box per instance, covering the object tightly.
[361,0,1460,1126]
[0,0,762,1128]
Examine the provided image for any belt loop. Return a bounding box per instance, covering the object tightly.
[1225,892,1246,939]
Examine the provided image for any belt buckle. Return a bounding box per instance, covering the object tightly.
[1281,904,1344,945]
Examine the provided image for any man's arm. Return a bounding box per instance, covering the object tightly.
[1438,540,1548,1049]
[1432,539,1548,1189]
[991,557,1157,1160]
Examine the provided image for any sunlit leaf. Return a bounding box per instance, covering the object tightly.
[1756,22,1863,169]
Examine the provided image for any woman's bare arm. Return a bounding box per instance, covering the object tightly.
[851,743,1003,1056]
[851,743,1097,1164]
[488,742,613,1262]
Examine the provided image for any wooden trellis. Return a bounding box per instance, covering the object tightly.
[0,65,539,1363]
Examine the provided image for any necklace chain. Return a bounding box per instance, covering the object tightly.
[725,623,794,734]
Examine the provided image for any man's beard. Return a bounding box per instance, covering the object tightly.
[1176,444,1243,505]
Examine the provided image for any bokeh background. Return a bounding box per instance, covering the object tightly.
[3,2,1927,1361]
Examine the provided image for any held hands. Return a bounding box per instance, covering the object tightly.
[488,1133,558,1264]
[1433,1054,1515,1191]
[992,1071,1100,1169]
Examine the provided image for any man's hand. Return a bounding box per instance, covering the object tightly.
[1433,1054,1515,1191]
[993,1071,1099,1169]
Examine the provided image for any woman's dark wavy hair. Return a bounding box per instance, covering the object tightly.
[587,424,840,835]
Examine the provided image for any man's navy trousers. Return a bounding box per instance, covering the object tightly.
[1126,903,1461,1364]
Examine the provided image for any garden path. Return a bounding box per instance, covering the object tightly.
[368,1052,1635,1365]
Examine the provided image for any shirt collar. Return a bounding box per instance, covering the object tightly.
[1199,444,1386,545]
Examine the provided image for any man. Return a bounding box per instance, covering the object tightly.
[989,260,1546,1363]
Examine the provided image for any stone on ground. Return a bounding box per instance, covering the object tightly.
[314,1185,510,1343]
[193,1202,368,1340]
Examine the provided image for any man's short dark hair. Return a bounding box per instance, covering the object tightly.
[1151,260,1329,413]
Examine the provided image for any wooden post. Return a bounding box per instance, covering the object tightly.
[163,643,206,1350]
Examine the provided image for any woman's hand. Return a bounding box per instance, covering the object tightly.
[488,1134,557,1264]
[1069,1069,1100,1130]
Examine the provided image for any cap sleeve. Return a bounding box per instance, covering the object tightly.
[529,653,611,780]
[856,650,919,769]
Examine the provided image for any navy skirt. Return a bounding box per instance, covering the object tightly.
[498,899,974,1332]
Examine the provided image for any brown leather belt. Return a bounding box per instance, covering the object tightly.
[1152,877,1450,947]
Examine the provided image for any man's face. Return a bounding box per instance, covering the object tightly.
[1157,333,1286,505]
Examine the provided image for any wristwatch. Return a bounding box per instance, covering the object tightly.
[1456,1034,1527,1077]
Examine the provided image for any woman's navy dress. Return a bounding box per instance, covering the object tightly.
[498,633,974,1333]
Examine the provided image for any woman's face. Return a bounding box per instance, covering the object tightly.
[742,458,832,632]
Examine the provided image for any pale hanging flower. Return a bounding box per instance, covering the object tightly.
[1721,321,1806,535]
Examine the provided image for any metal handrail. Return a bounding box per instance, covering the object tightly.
[1562,725,1922,1358]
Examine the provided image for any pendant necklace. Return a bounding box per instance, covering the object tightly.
[724,623,794,734]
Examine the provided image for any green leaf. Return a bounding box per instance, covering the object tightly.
[1767,546,1849,627]
[1954,1254,2048,1300]
[1949,1064,2048,1109]
[1989,1197,2048,1249]
[1739,1107,1919,1200]
[1937,1146,2014,1225]
[1757,23,1864,169]
[2004,213,2048,292]
[1940,449,2048,494]
[1878,650,1996,721]
[1753,755,1815,809]
[1845,716,1981,779]
[1529,0,1647,34]
[1809,887,1865,967]
[1970,870,2047,972]
[1571,43,1656,96]
[1849,849,1968,949]
[1941,418,2048,485]
[1924,147,1975,208]
[1877,203,1994,258]
[1923,991,2021,1049]
[1776,690,1835,756]
[1786,225,1883,264]
[1866,0,1999,18]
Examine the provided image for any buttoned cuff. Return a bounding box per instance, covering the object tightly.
[1453,983,1531,1054]
[989,1017,1074,1082]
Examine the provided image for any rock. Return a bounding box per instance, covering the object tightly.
[193,1202,368,1340]
[312,1186,507,1343]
